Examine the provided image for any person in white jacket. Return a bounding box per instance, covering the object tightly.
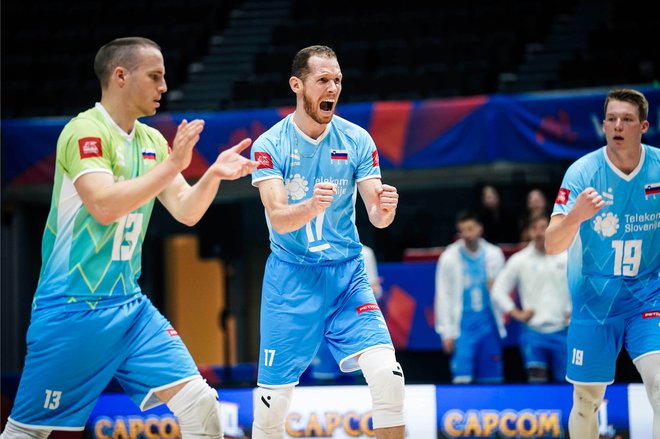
[435,210,506,384]
[492,213,571,383]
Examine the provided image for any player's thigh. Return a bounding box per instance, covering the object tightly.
[326,262,392,373]
[625,306,660,362]
[114,299,199,410]
[257,258,326,386]
[10,307,129,428]
[519,327,548,369]
[475,330,503,382]
[451,334,478,378]
[566,319,624,384]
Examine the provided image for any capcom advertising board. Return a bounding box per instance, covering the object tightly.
[81,383,653,438]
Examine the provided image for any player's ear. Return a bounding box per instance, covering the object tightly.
[114,66,129,87]
[289,76,302,94]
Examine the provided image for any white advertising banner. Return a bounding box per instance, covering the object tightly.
[270,384,437,438]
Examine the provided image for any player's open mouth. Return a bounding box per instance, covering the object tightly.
[320,100,334,111]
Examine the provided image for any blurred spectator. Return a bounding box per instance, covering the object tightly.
[492,213,571,383]
[434,211,506,384]
[518,188,550,241]
[476,184,519,244]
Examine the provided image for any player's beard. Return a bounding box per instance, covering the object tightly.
[303,91,332,125]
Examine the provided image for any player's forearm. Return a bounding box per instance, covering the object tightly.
[267,199,320,234]
[168,171,222,226]
[368,208,396,229]
[545,214,581,254]
[85,160,180,225]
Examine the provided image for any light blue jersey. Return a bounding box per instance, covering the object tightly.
[552,144,660,324]
[251,114,381,264]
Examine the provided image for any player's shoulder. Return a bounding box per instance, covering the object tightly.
[253,116,290,149]
[565,147,605,176]
[63,107,107,134]
[440,241,461,260]
[505,244,532,264]
[331,115,370,140]
[644,143,660,161]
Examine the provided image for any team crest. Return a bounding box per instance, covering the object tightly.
[284,174,309,200]
[593,212,619,237]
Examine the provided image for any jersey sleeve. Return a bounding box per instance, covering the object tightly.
[355,128,381,182]
[58,117,113,182]
[552,160,587,217]
[251,136,284,186]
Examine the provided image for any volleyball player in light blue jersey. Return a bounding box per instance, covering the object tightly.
[250,45,405,439]
[546,88,660,439]
[435,211,506,384]
[2,37,257,439]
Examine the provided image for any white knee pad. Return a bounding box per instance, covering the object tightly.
[166,378,223,438]
[1,418,51,439]
[252,386,294,439]
[359,348,405,429]
[572,384,605,417]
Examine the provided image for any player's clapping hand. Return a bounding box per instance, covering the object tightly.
[310,182,337,213]
[377,184,398,212]
[572,187,605,222]
[212,138,258,180]
[170,119,205,172]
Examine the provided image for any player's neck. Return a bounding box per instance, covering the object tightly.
[605,143,642,174]
[100,96,137,134]
[292,111,325,140]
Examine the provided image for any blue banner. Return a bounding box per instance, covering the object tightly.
[435,384,629,438]
[87,388,253,439]
[3,87,659,186]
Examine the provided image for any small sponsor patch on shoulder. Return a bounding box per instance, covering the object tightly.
[255,152,273,169]
[78,137,103,159]
[555,187,570,205]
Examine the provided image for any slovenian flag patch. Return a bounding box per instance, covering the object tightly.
[330,149,348,160]
[142,148,157,160]
[645,182,660,196]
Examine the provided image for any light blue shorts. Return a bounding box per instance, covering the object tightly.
[9,296,199,429]
[257,254,393,387]
[452,327,503,383]
[567,305,660,384]
[519,326,568,382]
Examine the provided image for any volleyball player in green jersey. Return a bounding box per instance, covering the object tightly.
[1,37,258,439]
